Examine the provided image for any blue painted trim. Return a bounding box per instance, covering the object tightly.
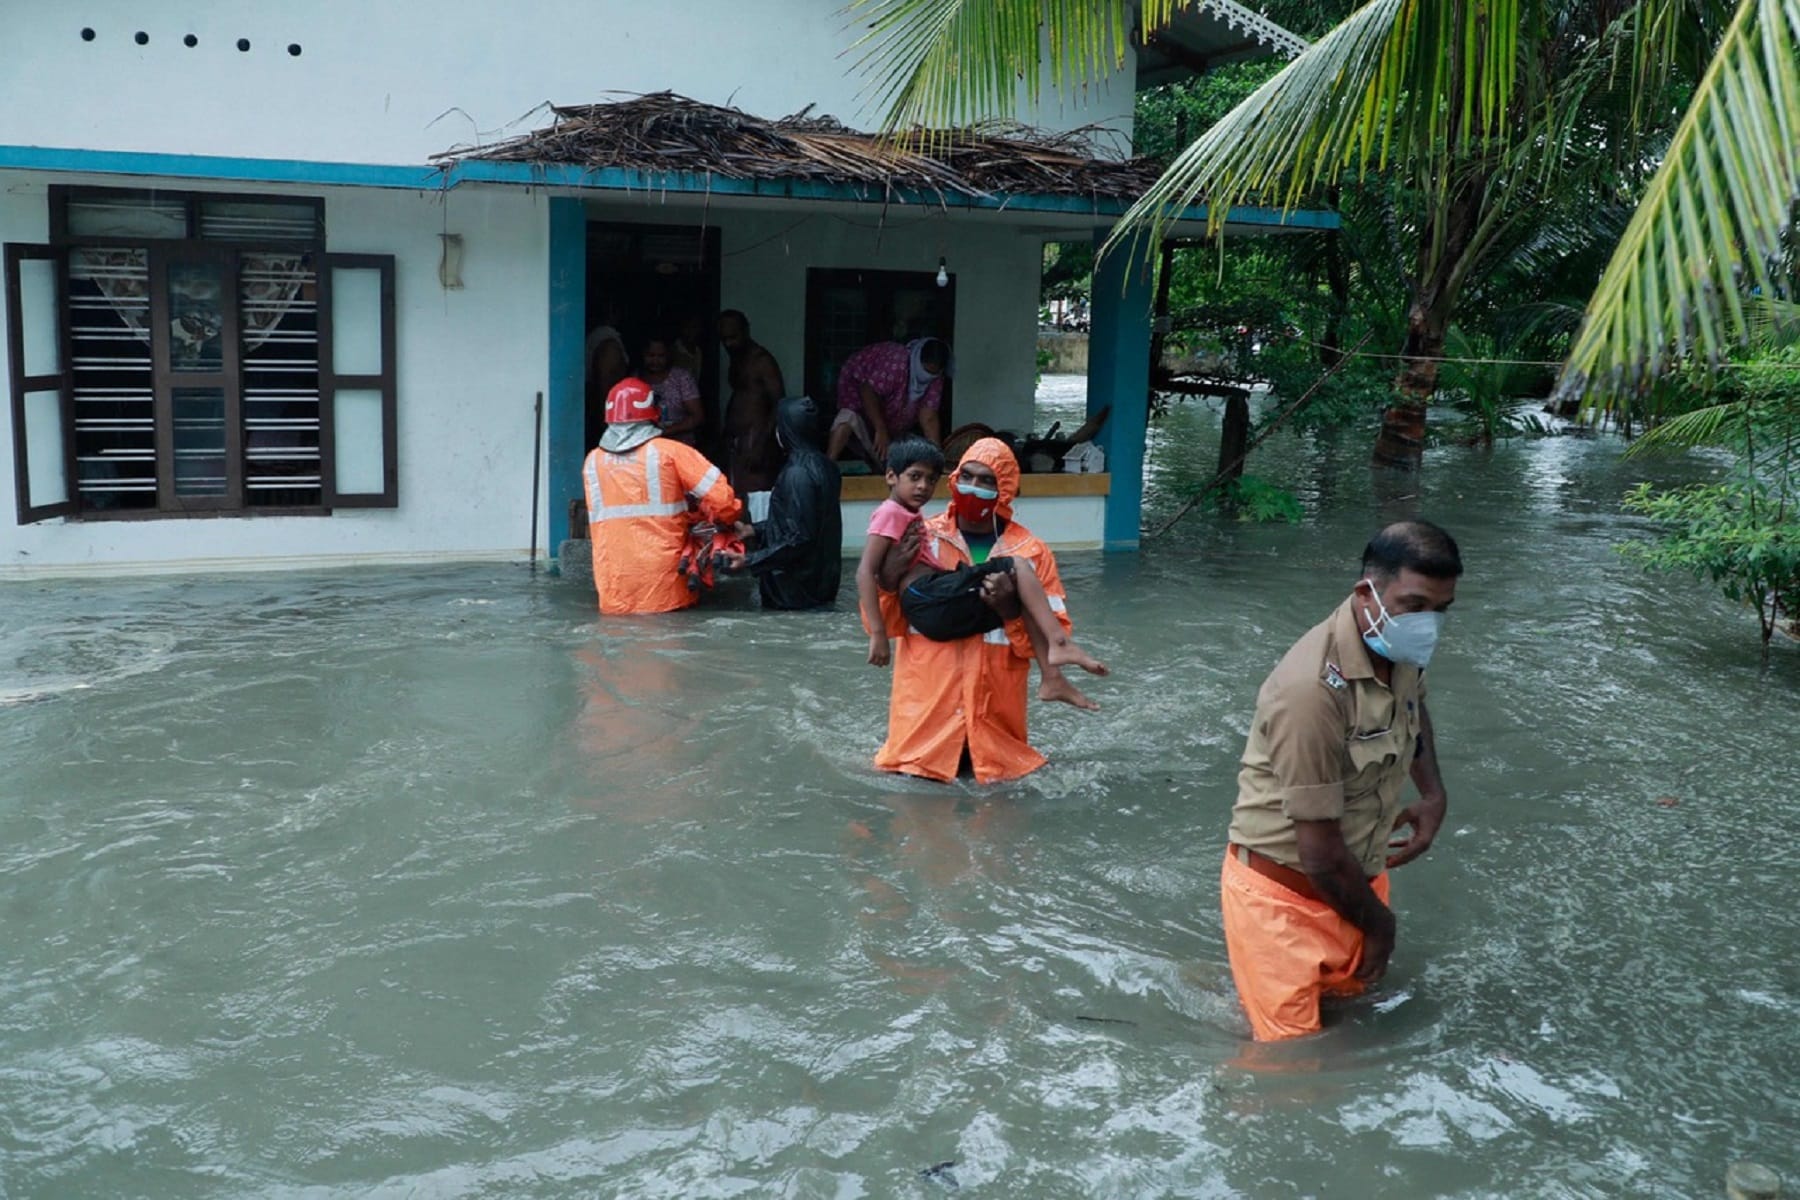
[0,144,1338,228]
[1087,228,1154,551]
[0,144,445,190]
[546,197,586,568]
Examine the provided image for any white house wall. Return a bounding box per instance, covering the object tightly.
[0,174,552,576]
[1,2,1136,167]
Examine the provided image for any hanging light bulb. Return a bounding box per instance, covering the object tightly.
[935,256,949,288]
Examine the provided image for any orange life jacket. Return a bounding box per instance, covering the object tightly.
[582,438,743,614]
[677,527,748,592]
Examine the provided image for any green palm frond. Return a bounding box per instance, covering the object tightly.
[1627,399,1750,452]
[1099,0,1524,257]
[847,0,1177,136]
[1561,0,1800,407]
[1744,296,1800,342]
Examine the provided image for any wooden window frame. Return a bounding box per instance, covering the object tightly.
[152,243,243,512]
[9,186,398,523]
[5,243,77,523]
[49,186,326,250]
[318,253,398,508]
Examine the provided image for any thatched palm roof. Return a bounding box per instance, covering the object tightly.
[432,92,1164,204]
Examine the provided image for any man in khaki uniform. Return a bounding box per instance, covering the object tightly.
[1222,521,1461,1041]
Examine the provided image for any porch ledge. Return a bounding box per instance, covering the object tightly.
[840,473,1109,501]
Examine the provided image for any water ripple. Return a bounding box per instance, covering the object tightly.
[0,416,1795,1196]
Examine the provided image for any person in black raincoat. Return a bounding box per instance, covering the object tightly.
[721,394,842,609]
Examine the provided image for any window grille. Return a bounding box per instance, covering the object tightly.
[69,248,156,508]
[7,187,393,523]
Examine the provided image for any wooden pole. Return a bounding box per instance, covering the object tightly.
[528,391,543,571]
[1149,330,1373,539]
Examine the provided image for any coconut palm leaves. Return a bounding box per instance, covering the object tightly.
[1113,0,1531,253]
[854,0,1530,240]
[852,0,1800,419]
[848,0,1177,135]
[1560,0,1800,407]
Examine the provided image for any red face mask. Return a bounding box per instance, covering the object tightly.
[950,480,1000,525]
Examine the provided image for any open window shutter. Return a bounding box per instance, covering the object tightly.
[319,253,396,508]
[5,243,77,523]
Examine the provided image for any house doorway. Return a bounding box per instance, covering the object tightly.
[584,221,722,455]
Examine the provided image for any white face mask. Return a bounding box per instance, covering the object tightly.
[1357,578,1444,668]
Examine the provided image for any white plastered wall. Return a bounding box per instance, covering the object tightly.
[0,173,552,576]
[0,2,1136,165]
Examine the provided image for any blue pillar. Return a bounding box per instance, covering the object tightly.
[1086,227,1152,551]
[547,197,586,566]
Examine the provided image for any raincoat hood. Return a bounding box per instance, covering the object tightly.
[773,394,826,454]
[956,437,1020,521]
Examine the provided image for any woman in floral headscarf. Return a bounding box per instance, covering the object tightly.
[826,337,952,465]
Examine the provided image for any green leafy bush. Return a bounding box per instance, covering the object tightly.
[1183,473,1304,524]
[1225,475,1305,524]
[1621,478,1800,653]
[1620,349,1800,654]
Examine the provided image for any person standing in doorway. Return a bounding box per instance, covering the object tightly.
[717,309,786,507]
[672,313,706,379]
[1220,521,1461,1041]
[583,321,630,450]
[640,334,704,447]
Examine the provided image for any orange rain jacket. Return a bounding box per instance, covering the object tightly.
[582,437,743,614]
[872,438,1072,784]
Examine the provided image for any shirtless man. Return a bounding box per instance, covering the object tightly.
[718,309,786,495]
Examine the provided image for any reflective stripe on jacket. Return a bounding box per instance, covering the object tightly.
[872,511,1071,784]
[583,438,742,615]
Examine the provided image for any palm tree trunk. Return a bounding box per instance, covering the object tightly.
[1371,305,1451,467]
[1148,237,1178,387]
[1371,174,1488,470]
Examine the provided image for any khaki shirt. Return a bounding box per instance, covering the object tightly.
[1228,596,1426,877]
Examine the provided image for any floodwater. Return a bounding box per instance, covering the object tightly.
[2,377,1795,1198]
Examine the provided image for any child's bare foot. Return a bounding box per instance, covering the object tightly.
[1047,639,1109,676]
[1039,674,1100,711]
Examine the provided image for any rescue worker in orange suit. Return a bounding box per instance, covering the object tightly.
[870,437,1077,784]
[582,376,745,615]
[1221,521,1462,1041]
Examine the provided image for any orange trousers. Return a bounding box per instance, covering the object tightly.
[1219,847,1391,1042]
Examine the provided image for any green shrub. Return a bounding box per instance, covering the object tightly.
[1619,350,1800,655]
[1184,473,1304,524]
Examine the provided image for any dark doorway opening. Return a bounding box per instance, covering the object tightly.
[584,222,722,456]
[804,267,956,439]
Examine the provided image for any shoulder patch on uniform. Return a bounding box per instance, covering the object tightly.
[1322,662,1347,691]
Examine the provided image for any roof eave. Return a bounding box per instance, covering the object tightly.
[1133,0,1307,90]
[448,160,1338,232]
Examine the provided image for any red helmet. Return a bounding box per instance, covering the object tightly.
[605,377,658,424]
